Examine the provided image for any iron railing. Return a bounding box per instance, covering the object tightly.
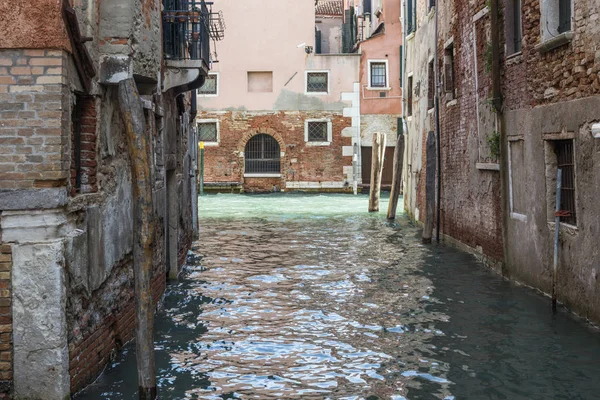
[163,0,211,62]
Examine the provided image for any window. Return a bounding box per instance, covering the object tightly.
[555,140,576,225]
[558,0,571,33]
[505,0,522,55]
[199,73,218,95]
[429,0,435,11]
[71,94,97,195]
[245,134,281,175]
[305,120,332,145]
[540,0,572,43]
[197,121,219,145]
[406,0,416,33]
[427,60,435,110]
[369,61,388,88]
[444,44,455,98]
[407,75,413,116]
[306,71,329,94]
[399,46,403,87]
[248,71,273,93]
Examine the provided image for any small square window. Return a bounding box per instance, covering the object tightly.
[198,122,218,142]
[199,74,218,95]
[307,121,328,142]
[370,62,387,88]
[307,72,328,93]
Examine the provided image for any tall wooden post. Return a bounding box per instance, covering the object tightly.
[422,131,436,244]
[118,78,157,400]
[199,141,205,196]
[387,131,405,219]
[369,132,387,212]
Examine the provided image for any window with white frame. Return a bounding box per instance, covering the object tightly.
[305,119,332,145]
[197,120,219,145]
[369,61,388,88]
[540,0,572,42]
[198,73,218,96]
[306,71,329,94]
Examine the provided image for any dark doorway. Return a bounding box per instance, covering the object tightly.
[361,146,395,187]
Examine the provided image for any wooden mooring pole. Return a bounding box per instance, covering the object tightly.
[118,78,157,400]
[422,131,436,244]
[387,131,405,220]
[369,132,387,212]
[552,168,562,312]
[199,141,205,196]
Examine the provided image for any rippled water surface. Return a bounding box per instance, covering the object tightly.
[78,193,600,400]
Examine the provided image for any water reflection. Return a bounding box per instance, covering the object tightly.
[78,194,600,400]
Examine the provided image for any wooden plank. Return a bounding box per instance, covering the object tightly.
[387,132,405,220]
[423,131,436,243]
[117,78,157,400]
[369,133,387,212]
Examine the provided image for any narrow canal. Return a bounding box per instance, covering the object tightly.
[79,194,600,399]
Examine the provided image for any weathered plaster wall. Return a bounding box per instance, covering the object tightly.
[504,98,600,323]
[197,0,359,112]
[316,17,343,54]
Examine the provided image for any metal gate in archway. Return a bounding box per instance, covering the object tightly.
[244,134,280,174]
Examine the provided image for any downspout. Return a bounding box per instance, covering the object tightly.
[490,0,508,274]
[434,0,442,243]
[401,0,408,195]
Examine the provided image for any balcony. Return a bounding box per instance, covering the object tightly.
[162,0,224,93]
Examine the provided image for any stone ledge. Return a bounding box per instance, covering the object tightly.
[0,188,68,210]
[535,32,574,54]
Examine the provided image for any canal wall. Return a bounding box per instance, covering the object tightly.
[0,1,200,398]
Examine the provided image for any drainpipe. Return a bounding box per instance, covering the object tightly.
[434,0,442,243]
[490,0,509,274]
[401,0,408,196]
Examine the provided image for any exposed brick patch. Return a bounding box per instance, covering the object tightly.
[68,271,166,395]
[70,95,98,196]
[0,244,12,398]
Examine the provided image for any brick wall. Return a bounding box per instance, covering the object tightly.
[501,0,600,110]
[198,111,352,192]
[68,270,166,395]
[0,49,69,190]
[70,95,99,196]
[0,243,11,398]
[415,0,505,262]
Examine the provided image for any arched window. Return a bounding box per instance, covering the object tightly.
[245,134,280,174]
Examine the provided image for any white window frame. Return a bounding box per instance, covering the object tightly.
[305,70,330,95]
[304,119,332,146]
[197,119,220,146]
[367,59,390,90]
[198,72,219,97]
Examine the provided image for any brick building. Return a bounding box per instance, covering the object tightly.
[0,0,215,398]
[346,0,404,189]
[402,0,600,322]
[197,0,361,193]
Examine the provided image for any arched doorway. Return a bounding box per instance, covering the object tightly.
[244,134,281,175]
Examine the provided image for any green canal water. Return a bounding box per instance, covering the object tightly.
[77,193,600,399]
